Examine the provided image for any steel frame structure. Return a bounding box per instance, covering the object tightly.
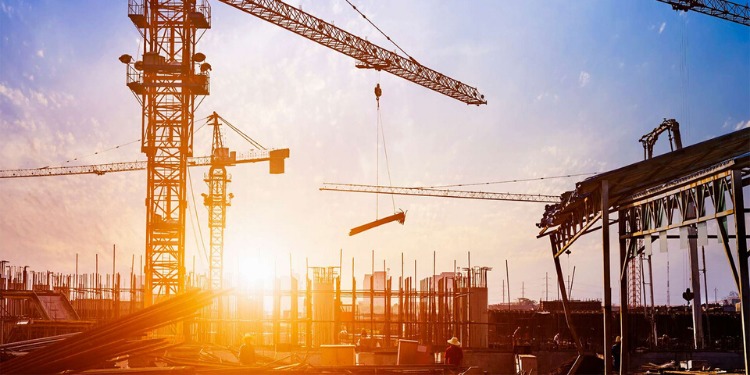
[126,0,211,305]
[539,147,750,373]
[204,113,231,291]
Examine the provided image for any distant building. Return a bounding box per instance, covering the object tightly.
[536,299,601,312]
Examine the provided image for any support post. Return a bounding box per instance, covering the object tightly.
[618,211,629,374]
[291,276,298,347]
[718,217,741,291]
[688,226,704,349]
[602,180,613,374]
[550,236,583,355]
[685,203,705,349]
[731,169,750,372]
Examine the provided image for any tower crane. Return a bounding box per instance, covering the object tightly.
[217,0,487,105]
[0,148,289,179]
[0,113,288,293]
[320,183,560,235]
[120,0,213,304]
[656,0,750,27]
[200,112,290,291]
[119,0,484,304]
[320,183,561,204]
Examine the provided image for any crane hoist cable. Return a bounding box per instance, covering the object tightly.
[214,113,267,150]
[50,118,212,168]
[348,81,404,236]
[375,81,397,218]
[344,0,418,63]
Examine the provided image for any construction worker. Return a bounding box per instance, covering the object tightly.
[445,336,463,366]
[239,334,256,365]
[611,335,621,373]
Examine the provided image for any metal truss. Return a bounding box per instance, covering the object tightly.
[618,167,735,239]
[657,0,750,27]
[218,0,486,105]
[127,0,211,304]
[0,150,276,178]
[321,183,560,203]
[541,189,603,258]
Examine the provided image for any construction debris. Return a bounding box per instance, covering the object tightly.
[0,289,219,374]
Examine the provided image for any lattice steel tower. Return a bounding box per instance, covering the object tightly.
[628,250,643,308]
[204,113,232,291]
[123,0,211,305]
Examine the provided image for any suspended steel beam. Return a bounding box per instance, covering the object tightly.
[349,211,406,236]
[656,0,750,26]
[218,0,487,105]
[321,183,560,204]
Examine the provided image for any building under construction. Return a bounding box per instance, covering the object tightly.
[1,259,505,371]
[1,0,749,374]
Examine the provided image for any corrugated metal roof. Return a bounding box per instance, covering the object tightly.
[539,127,750,229]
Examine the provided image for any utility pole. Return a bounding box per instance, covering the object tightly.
[506,260,511,310]
[502,279,505,304]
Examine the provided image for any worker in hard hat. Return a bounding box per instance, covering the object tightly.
[238,334,256,365]
[445,336,463,366]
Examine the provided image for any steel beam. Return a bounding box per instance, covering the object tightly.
[618,211,629,374]
[731,169,750,373]
[602,180,613,374]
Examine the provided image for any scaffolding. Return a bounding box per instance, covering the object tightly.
[0,260,492,350]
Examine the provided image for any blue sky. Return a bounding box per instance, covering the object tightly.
[0,1,748,305]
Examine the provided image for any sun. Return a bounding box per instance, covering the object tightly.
[226,247,281,291]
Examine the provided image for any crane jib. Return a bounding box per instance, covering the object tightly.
[218,0,487,105]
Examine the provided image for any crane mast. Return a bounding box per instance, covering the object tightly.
[320,183,561,204]
[121,0,212,304]
[217,0,487,105]
[204,113,232,291]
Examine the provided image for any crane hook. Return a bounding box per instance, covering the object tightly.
[374,83,382,108]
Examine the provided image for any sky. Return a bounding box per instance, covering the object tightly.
[0,0,748,306]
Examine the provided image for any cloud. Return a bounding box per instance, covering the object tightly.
[535,91,559,103]
[736,120,750,130]
[658,22,666,34]
[36,49,44,58]
[578,71,591,88]
[0,2,13,17]
[0,83,28,107]
[30,90,49,106]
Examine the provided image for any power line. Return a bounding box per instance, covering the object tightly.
[419,173,598,189]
